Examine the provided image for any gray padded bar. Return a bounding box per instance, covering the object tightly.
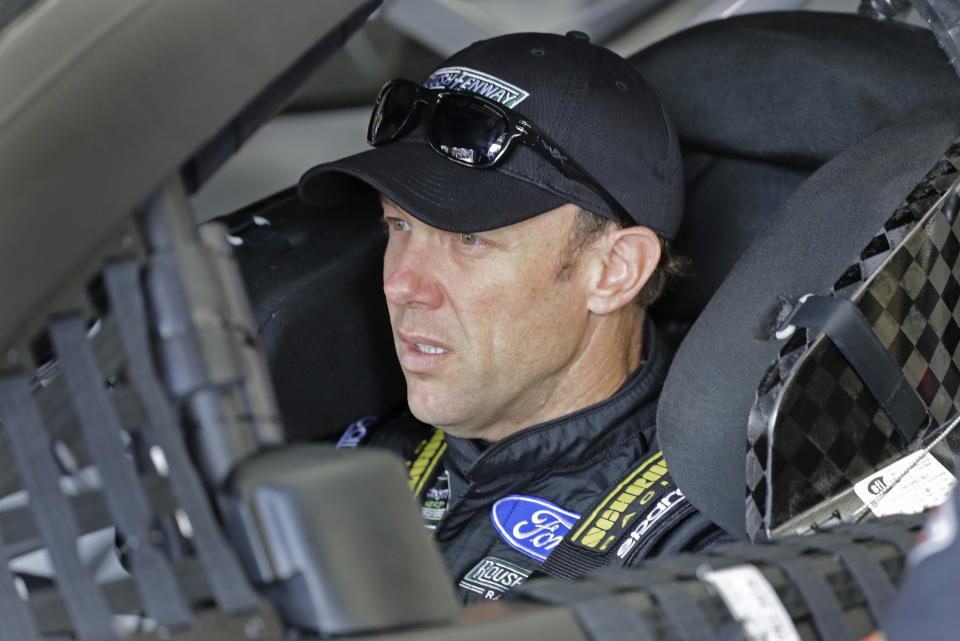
[571,596,657,641]
[516,579,619,605]
[0,374,116,641]
[103,260,260,614]
[49,316,193,629]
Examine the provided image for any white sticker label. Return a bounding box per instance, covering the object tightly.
[853,451,956,517]
[701,565,801,641]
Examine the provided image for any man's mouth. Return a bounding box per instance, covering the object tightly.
[397,331,452,373]
[415,343,449,355]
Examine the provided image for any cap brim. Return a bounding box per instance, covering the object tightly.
[298,141,568,233]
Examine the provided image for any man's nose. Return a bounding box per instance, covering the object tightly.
[383,241,443,309]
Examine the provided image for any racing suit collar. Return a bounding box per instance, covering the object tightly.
[443,316,671,484]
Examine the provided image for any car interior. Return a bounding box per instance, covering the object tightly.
[2,3,960,640]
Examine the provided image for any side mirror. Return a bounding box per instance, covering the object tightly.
[219,444,460,635]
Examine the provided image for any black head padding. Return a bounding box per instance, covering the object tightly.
[632,12,960,325]
[659,111,960,539]
[223,191,404,440]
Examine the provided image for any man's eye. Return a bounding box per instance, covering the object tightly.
[384,218,410,232]
[460,233,479,245]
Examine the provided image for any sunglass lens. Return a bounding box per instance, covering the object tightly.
[369,82,419,144]
[429,96,509,167]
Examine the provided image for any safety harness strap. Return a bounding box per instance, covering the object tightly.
[104,260,260,614]
[781,295,928,443]
[0,374,116,641]
[539,451,695,581]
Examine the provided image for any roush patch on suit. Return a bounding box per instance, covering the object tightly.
[458,556,532,600]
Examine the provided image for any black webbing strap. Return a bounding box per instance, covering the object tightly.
[720,543,854,641]
[104,261,260,613]
[570,596,658,641]
[600,570,715,641]
[798,532,897,626]
[2,475,179,559]
[0,528,41,641]
[29,557,215,637]
[0,374,116,641]
[49,316,193,629]
[646,583,713,641]
[840,520,922,556]
[782,295,927,442]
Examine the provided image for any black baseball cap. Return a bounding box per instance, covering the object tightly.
[298,31,683,238]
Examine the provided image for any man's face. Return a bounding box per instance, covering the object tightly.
[381,198,593,441]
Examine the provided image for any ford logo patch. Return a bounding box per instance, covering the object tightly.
[490,495,581,561]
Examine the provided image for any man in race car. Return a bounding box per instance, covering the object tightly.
[298,31,725,602]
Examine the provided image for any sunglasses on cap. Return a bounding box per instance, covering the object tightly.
[366,78,633,227]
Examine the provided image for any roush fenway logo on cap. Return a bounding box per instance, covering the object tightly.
[424,66,530,108]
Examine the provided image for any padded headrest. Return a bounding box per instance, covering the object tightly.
[659,110,960,539]
[224,192,404,440]
[633,12,960,325]
[633,11,960,166]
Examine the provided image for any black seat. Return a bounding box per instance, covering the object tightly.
[219,191,402,440]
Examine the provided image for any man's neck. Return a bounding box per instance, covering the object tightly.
[463,308,646,442]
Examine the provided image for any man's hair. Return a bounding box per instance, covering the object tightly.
[555,207,689,308]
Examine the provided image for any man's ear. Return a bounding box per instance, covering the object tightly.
[585,226,661,315]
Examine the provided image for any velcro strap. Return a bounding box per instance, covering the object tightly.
[781,295,927,443]
[571,596,658,641]
[104,260,260,614]
[49,316,193,629]
[0,375,116,641]
[721,543,854,641]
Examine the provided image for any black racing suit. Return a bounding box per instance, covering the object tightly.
[334,319,727,603]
